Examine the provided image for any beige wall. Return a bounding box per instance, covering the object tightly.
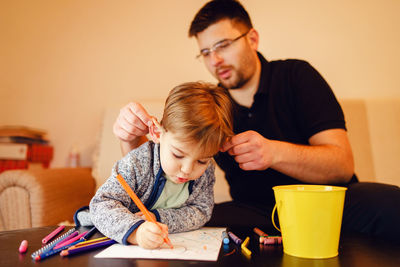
[1,0,399,168]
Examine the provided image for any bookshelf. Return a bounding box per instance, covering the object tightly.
[0,126,53,173]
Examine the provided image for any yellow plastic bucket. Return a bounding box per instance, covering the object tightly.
[272,185,347,259]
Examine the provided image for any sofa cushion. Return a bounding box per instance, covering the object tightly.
[340,99,375,181]
[364,99,400,186]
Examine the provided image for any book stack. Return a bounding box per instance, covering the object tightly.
[0,126,53,173]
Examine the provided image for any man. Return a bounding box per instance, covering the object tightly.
[113,0,400,242]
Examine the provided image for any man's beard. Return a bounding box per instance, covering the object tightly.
[219,69,249,89]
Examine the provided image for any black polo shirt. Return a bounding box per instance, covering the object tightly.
[215,52,354,208]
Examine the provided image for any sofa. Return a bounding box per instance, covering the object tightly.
[1,98,399,231]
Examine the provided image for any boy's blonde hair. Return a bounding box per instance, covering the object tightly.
[161,81,234,156]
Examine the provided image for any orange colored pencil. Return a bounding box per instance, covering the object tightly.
[116,174,173,248]
[69,237,110,250]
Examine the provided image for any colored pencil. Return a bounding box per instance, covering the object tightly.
[60,239,117,257]
[34,239,83,261]
[82,226,97,240]
[36,235,109,261]
[42,225,65,244]
[70,237,110,249]
[55,230,79,245]
[31,228,76,259]
[116,173,173,248]
[54,231,88,250]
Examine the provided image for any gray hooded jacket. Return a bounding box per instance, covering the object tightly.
[80,141,215,244]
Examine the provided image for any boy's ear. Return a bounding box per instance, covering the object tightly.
[149,119,163,143]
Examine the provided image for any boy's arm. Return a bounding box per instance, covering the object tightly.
[90,160,146,244]
[153,164,216,233]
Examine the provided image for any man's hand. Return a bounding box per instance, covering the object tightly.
[113,102,152,142]
[113,102,152,155]
[131,221,169,249]
[221,129,354,184]
[221,130,274,171]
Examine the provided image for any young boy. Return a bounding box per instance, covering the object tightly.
[89,82,233,249]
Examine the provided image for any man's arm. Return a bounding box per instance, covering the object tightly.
[119,136,148,156]
[113,102,152,156]
[222,128,354,184]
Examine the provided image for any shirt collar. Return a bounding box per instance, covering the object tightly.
[255,51,270,95]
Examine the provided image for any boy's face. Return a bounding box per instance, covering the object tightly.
[158,131,213,184]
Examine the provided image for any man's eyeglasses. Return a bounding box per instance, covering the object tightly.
[196,30,250,60]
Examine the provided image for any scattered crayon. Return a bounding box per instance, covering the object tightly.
[253,227,268,243]
[253,227,267,237]
[19,240,28,253]
[241,236,252,257]
[263,236,282,245]
[222,231,230,245]
[227,231,243,245]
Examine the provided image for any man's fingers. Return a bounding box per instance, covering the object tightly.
[121,106,147,132]
[127,102,152,127]
[221,131,253,152]
[221,135,243,151]
[113,122,135,142]
[227,141,253,156]
[114,118,145,142]
[234,152,254,164]
[239,161,258,171]
[221,139,234,152]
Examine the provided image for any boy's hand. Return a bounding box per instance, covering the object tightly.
[133,221,169,249]
[135,211,156,221]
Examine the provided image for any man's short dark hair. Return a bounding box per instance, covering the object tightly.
[189,0,253,37]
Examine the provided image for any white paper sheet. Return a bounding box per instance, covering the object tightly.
[94,227,225,261]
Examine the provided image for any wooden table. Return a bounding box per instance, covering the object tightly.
[1,226,400,267]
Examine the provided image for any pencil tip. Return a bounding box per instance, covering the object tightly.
[60,250,68,257]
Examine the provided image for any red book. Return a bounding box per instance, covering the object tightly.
[0,160,28,173]
[28,144,53,162]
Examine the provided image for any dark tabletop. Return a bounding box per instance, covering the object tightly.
[1,226,400,267]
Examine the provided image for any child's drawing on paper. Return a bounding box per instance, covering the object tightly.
[95,227,225,261]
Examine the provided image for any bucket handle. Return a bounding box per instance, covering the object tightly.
[271,204,281,232]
